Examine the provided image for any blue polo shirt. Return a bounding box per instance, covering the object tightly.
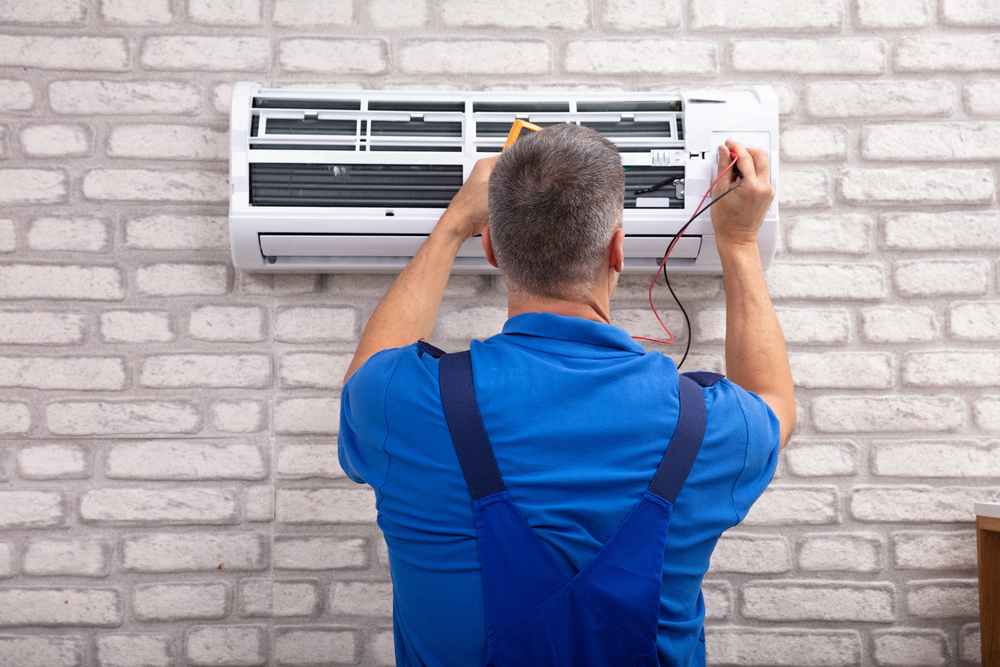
[339,312,780,667]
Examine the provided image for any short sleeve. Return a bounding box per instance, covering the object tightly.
[730,387,781,522]
[338,347,405,488]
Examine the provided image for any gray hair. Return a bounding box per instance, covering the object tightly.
[488,123,625,301]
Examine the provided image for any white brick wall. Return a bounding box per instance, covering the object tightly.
[1,1,996,665]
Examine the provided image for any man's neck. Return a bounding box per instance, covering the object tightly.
[507,291,611,325]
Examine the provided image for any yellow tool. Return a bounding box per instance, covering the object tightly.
[503,119,542,152]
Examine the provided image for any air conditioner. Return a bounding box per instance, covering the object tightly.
[229,82,779,274]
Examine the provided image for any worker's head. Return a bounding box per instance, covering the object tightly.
[488,123,625,302]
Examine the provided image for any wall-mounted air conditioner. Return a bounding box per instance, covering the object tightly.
[229,82,779,274]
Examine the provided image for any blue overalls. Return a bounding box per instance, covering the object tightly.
[436,348,718,667]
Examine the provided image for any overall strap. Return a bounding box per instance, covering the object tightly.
[438,350,506,500]
[646,373,714,504]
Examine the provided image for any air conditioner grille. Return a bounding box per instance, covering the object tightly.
[472,101,570,113]
[577,101,679,112]
[624,167,685,209]
[476,121,558,137]
[368,100,465,112]
[253,97,361,110]
[581,120,672,138]
[250,164,464,208]
[265,118,357,136]
[370,120,462,137]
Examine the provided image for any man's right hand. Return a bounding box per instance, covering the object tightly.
[710,140,775,249]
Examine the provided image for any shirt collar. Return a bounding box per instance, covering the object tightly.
[499,312,647,355]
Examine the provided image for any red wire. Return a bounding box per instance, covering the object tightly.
[632,152,740,346]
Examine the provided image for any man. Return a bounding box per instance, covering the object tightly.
[339,124,796,666]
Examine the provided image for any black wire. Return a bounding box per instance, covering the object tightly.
[662,173,744,370]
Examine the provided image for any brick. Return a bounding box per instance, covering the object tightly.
[276,307,356,342]
[140,354,270,389]
[274,398,339,435]
[241,272,320,295]
[274,536,366,570]
[279,353,351,390]
[0,403,31,434]
[0,491,67,528]
[873,630,948,667]
[0,265,123,301]
[0,542,13,577]
[81,489,236,525]
[743,486,840,525]
[705,628,862,667]
[142,36,268,72]
[784,440,859,477]
[106,442,266,480]
[0,170,67,204]
[23,539,110,577]
[814,396,964,434]
[244,486,273,522]
[766,263,884,301]
[186,626,266,666]
[136,264,229,296]
[693,0,842,30]
[125,215,227,250]
[102,0,171,23]
[21,125,91,158]
[238,579,320,617]
[851,485,1000,522]
[779,170,831,208]
[0,356,124,391]
[875,440,1000,478]
[857,0,930,27]
[0,636,82,667]
[904,351,1000,389]
[907,580,978,618]
[789,352,893,389]
[893,531,977,570]
[708,534,790,574]
[731,39,885,74]
[274,628,356,665]
[329,582,392,617]
[743,581,894,622]
[400,39,552,75]
[781,126,849,162]
[961,624,981,663]
[436,306,508,341]
[123,533,267,572]
[275,0,352,25]
[565,39,715,74]
[18,443,91,479]
[966,80,1000,115]
[190,0,261,24]
[51,399,197,437]
[865,122,1000,162]
[786,214,871,254]
[366,0,426,28]
[189,307,263,342]
[108,125,226,160]
[862,307,936,343]
[601,0,680,29]
[615,273,723,301]
[897,35,1000,72]
[280,39,387,74]
[100,311,173,343]
[134,583,229,621]
[442,0,589,28]
[806,80,956,119]
[1,0,85,22]
[277,444,345,479]
[83,169,227,203]
[951,301,1000,340]
[50,81,199,115]
[942,0,1000,25]
[841,168,994,205]
[277,488,375,524]
[798,533,882,572]
[0,36,128,71]
[96,635,173,667]
[975,396,1000,430]
[702,581,731,620]
[213,401,265,433]
[0,312,86,345]
[0,80,34,112]
[0,588,122,627]
[28,217,109,252]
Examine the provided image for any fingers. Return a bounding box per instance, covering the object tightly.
[724,140,771,186]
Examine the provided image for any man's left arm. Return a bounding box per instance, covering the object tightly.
[342,156,498,383]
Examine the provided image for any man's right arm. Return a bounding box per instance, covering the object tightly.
[711,141,796,449]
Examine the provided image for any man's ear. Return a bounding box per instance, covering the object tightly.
[609,227,625,274]
[482,225,499,268]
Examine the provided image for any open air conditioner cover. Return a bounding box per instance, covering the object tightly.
[229,83,779,274]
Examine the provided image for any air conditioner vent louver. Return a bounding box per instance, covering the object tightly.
[370,120,462,137]
[265,119,356,136]
[577,101,680,112]
[249,163,463,208]
[473,101,570,113]
[581,120,672,138]
[476,121,558,137]
[253,97,360,110]
[368,100,465,112]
